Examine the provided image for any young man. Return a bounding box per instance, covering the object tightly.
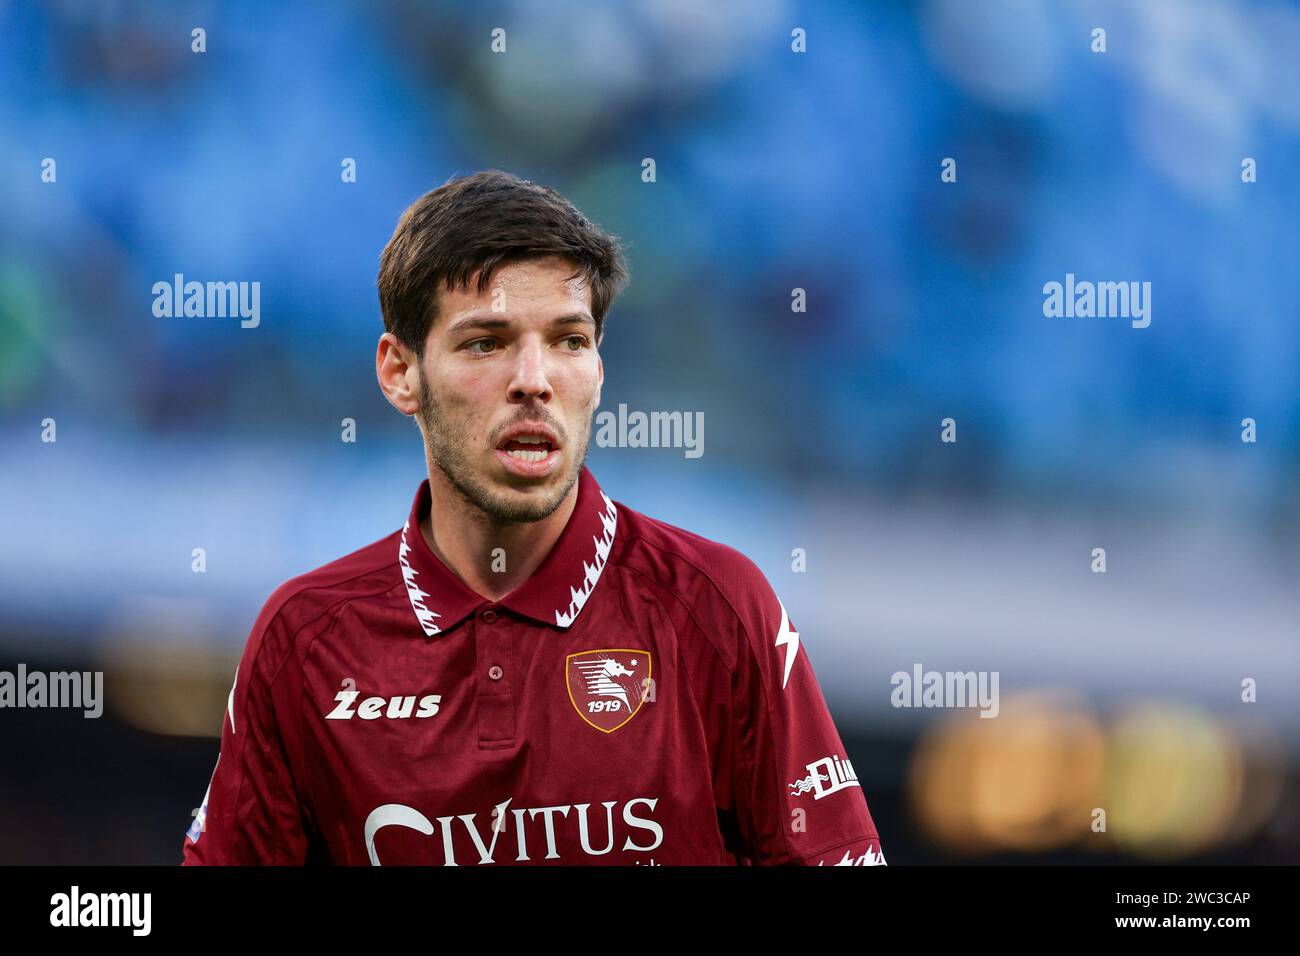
[182,170,884,866]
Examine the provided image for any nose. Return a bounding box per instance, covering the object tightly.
[506,339,553,405]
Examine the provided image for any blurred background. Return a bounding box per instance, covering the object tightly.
[1,0,1297,864]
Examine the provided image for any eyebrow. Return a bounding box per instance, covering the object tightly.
[444,312,596,336]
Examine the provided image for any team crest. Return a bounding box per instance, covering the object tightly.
[566,648,652,733]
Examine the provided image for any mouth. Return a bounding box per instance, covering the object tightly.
[494,426,562,478]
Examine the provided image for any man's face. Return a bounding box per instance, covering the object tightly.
[414,255,603,524]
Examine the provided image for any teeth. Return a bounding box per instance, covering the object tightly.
[507,449,549,463]
[514,436,546,444]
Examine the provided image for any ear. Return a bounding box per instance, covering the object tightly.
[593,353,604,410]
[376,333,421,416]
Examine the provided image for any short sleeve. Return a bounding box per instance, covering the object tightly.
[729,573,885,866]
[181,599,310,865]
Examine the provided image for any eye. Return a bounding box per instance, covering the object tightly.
[561,334,589,351]
[465,338,498,354]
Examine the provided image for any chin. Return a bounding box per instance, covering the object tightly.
[488,491,567,524]
[474,469,574,523]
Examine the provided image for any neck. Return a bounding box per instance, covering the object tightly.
[420,467,578,603]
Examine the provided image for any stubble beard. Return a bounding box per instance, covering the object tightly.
[417,370,589,525]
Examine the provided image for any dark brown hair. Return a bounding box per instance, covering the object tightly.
[378,170,629,355]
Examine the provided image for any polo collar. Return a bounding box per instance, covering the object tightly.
[398,466,618,636]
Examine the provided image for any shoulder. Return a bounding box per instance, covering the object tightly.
[612,500,784,658]
[241,530,402,673]
[615,502,772,596]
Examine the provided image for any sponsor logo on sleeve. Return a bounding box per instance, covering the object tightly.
[186,753,220,843]
[789,754,860,800]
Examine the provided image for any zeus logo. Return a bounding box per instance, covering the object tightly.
[326,681,442,721]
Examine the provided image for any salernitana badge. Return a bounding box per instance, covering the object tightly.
[565,649,652,733]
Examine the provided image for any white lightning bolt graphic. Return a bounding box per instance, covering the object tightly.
[227,670,237,735]
[774,599,800,690]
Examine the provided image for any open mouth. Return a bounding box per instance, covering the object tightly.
[494,426,563,477]
[500,435,555,463]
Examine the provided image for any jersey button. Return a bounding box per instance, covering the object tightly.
[488,665,504,681]
[481,608,498,624]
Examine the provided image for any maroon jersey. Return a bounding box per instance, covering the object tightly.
[181,467,884,866]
